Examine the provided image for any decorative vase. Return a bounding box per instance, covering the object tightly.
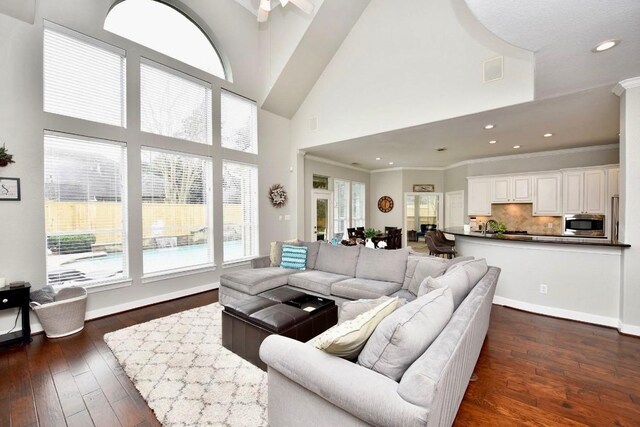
[365,238,375,249]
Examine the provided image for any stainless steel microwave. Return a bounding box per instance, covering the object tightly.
[564,214,605,237]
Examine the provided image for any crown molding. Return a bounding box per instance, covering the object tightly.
[443,143,619,170]
[371,166,444,174]
[307,143,619,174]
[304,154,370,173]
[613,77,640,96]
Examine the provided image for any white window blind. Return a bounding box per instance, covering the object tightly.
[44,22,126,127]
[333,179,349,239]
[221,90,258,154]
[352,181,366,228]
[222,161,258,262]
[141,149,213,274]
[141,60,212,144]
[44,132,128,287]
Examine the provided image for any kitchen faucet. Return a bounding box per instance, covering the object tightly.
[483,219,498,236]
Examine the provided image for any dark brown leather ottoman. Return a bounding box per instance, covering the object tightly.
[221,290,338,370]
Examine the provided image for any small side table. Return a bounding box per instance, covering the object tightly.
[0,284,31,348]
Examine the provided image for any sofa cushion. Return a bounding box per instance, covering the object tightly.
[280,244,308,270]
[451,258,489,288]
[445,256,474,273]
[303,241,321,270]
[402,254,431,289]
[407,257,448,296]
[418,267,470,310]
[358,287,454,381]
[288,270,352,295]
[331,278,403,301]
[308,297,399,360]
[355,247,408,284]
[315,244,360,276]
[338,296,394,324]
[220,267,297,295]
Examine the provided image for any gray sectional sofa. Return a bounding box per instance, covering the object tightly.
[219,242,500,427]
[221,242,422,307]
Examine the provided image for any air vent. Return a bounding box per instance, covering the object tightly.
[309,116,318,131]
[434,147,447,152]
[483,56,503,83]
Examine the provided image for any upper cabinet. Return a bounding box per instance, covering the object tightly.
[492,175,532,203]
[533,173,563,216]
[563,169,607,215]
[468,178,492,216]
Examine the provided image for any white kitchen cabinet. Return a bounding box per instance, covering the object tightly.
[491,175,532,203]
[563,169,607,214]
[533,173,562,216]
[468,178,492,215]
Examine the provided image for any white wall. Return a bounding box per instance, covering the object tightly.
[457,237,622,326]
[0,0,294,331]
[369,170,403,230]
[291,0,534,150]
[617,81,640,334]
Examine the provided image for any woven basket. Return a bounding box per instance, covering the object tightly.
[30,287,87,338]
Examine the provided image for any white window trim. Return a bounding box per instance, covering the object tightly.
[141,56,212,89]
[222,159,259,263]
[44,130,130,288]
[140,147,214,276]
[333,178,366,231]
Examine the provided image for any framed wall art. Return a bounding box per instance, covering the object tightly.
[413,184,435,192]
[0,177,20,201]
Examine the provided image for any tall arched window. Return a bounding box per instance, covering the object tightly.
[104,0,227,79]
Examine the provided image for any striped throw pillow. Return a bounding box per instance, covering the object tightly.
[280,244,308,270]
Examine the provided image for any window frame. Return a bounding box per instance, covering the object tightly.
[221,89,259,155]
[222,159,259,265]
[43,130,130,290]
[333,178,366,236]
[43,20,127,128]
[140,57,213,145]
[140,146,215,277]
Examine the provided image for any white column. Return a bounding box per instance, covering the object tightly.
[614,77,640,335]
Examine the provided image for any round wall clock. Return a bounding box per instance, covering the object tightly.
[377,196,394,213]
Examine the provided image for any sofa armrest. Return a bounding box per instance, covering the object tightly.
[251,256,271,269]
[260,335,428,427]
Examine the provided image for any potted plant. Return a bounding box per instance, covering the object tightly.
[364,228,379,248]
[0,144,15,167]
[490,221,508,237]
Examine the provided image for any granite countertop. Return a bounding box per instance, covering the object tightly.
[444,227,630,248]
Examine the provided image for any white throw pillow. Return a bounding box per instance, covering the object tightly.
[418,267,470,310]
[308,297,399,360]
[358,287,454,381]
[447,258,489,288]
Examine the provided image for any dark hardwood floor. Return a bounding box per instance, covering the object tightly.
[2,290,639,426]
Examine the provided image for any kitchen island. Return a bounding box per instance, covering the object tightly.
[444,227,630,330]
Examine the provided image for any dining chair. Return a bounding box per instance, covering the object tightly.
[424,234,456,259]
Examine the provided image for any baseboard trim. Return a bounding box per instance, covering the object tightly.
[492,295,620,329]
[29,282,220,336]
[618,322,640,337]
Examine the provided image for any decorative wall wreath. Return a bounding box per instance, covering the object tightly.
[268,184,288,208]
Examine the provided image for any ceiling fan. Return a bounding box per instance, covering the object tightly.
[257,0,315,22]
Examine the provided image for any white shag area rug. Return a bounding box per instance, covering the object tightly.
[104,303,267,427]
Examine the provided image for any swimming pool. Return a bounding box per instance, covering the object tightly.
[48,241,245,284]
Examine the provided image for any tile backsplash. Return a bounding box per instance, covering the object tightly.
[475,203,563,234]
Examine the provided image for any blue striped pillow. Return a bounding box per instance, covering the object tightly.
[280,244,308,270]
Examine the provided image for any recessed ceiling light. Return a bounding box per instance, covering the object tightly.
[434,147,447,152]
[375,157,381,160]
[543,133,553,138]
[592,39,620,53]
[513,145,521,149]
[389,162,394,165]
[489,140,497,144]
[484,124,495,130]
